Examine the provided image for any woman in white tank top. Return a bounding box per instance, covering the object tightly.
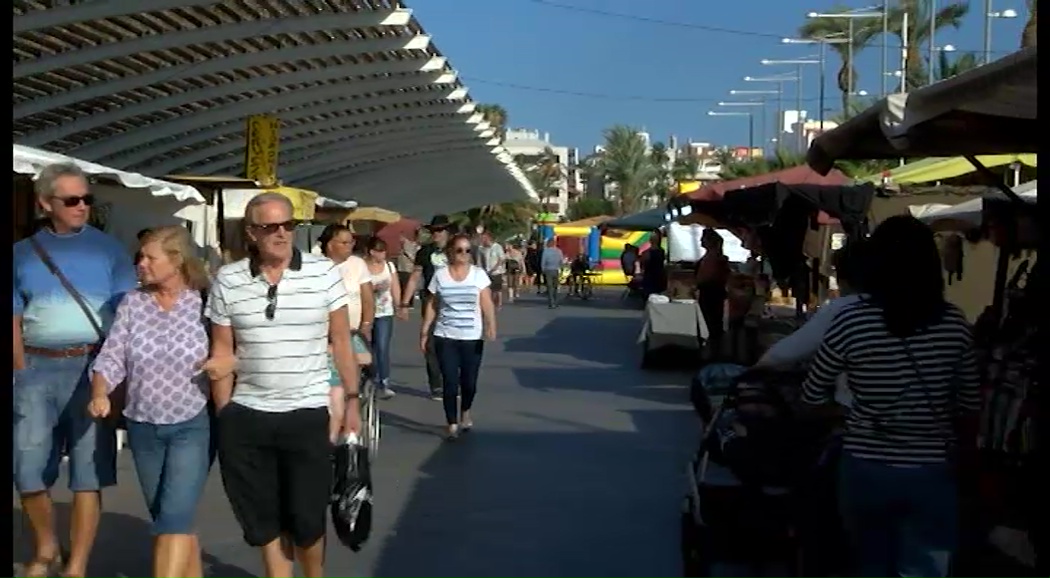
[364,237,400,399]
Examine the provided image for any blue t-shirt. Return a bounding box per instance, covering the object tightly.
[14,226,137,348]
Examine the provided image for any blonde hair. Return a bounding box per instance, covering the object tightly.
[139,225,211,291]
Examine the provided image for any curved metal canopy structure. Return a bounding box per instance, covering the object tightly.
[13,0,536,217]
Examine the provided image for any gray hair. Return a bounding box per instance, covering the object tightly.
[35,162,87,198]
[243,192,294,225]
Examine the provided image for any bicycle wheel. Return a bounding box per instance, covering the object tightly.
[581,280,594,300]
[365,385,380,460]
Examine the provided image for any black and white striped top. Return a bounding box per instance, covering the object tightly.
[801,299,980,465]
[207,250,348,412]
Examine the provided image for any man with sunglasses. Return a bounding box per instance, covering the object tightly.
[13,163,137,577]
[397,214,452,400]
[206,192,361,578]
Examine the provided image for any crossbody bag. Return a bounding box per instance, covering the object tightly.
[28,236,128,428]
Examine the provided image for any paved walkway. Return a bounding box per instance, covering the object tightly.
[14,290,698,577]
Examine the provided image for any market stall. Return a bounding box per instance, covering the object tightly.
[13,144,205,253]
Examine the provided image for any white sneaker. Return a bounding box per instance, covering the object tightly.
[378,386,396,400]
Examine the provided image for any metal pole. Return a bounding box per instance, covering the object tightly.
[881,0,889,96]
[819,41,826,132]
[847,18,855,112]
[901,11,909,92]
[776,81,784,154]
[983,0,993,64]
[748,112,755,159]
[759,102,767,157]
[795,65,804,153]
[928,0,937,85]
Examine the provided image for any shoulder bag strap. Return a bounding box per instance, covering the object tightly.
[28,236,106,342]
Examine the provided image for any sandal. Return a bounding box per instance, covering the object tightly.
[444,424,459,441]
[18,551,64,578]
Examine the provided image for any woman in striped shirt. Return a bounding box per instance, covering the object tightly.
[801,215,980,578]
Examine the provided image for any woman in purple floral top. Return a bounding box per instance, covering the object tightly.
[88,226,233,578]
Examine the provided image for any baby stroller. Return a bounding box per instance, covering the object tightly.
[682,368,845,576]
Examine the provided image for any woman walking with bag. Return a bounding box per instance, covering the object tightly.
[364,236,399,399]
[800,216,981,577]
[420,233,497,440]
[88,226,235,578]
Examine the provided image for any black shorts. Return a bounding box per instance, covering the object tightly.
[217,403,332,548]
[489,274,504,292]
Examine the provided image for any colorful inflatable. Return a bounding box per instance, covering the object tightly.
[536,222,657,285]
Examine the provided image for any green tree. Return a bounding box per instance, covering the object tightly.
[648,141,673,202]
[594,125,657,215]
[451,200,539,240]
[565,197,615,221]
[519,147,565,208]
[1021,0,1036,48]
[797,5,882,113]
[936,50,980,81]
[886,0,970,91]
[671,155,700,181]
[476,103,508,142]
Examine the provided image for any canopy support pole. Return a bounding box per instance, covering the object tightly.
[963,155,1025,203]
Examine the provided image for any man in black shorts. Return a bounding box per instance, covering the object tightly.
[397,215,451,399]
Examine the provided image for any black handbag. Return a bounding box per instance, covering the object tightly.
[330,440,373,551]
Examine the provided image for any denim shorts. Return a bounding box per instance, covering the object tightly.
[126,408,212,535]
[13,353,117,493]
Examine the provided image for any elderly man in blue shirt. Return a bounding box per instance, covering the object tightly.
[13,163,137,578]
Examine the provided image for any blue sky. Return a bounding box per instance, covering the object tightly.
[409,0,1028,152]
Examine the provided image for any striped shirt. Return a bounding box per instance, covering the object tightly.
[207,249,348,412]
[428,265,490,341]
[801,299,980,465]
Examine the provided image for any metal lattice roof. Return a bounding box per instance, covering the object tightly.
[13,0,536,217]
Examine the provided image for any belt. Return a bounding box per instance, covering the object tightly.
[24,344,99,358]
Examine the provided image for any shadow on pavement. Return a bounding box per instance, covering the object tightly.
[512,366,689,407]
[371,408,695,577]
[503,315,643,367]
[12,501,256,577]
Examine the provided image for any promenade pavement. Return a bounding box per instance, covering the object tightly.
[13,289,698,577]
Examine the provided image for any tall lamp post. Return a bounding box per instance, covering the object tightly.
[729,90,780,155]
[983,4,1020,64]
[805,8,884,107]
[745,73,801,154]
[708,110,757,159]
[779,35,849,134]
[760,57,821,151]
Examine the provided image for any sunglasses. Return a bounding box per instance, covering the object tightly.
[265,284,278,321]
[54,194,95,208]
[453,246,472,254]
[250,220,298,234]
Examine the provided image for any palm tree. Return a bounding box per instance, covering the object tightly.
[476,103,508,142]
[937,50,980,80]
[648,142,673,203]
[798,7,882,113]
[517,147,564,209]
[595,125,656,215]
[671,155,700,182]
[1021,0,1036,48]
[886,0,970,90]
[451,200,539,239]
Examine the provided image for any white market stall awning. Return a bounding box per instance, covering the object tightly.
[808,47,1037,175]
[918,180,1038,232]
[13,0,536,217]
[13,143,204,202]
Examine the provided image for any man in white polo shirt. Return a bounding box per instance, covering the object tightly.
[207,192,361,578]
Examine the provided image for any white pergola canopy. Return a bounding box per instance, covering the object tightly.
[13,0,536,217]
[807,47,1037,175]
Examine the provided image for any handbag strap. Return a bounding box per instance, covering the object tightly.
[894,337,960,437]
[28,236,106,342]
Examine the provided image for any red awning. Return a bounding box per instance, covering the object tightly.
[687,165,851,202]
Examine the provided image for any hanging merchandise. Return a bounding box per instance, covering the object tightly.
[942,234,965,285]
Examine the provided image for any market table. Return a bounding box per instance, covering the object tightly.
[638,299,710,367]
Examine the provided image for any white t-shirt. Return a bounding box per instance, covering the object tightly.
[370,261,396,318]
[427,265,491,340]
[207,251,349,412]
[479,243,506,276]
[338,255,371,330]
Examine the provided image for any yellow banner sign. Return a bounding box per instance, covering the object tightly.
[245,115,279,187]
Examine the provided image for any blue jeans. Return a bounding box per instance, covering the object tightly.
[371,315,394,385]
[432,337,484,425]
[838,452,958,577]
[13,353,116,493]
[126,408,212,535]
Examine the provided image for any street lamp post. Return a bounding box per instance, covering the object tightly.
[743,74,800,153]
[763,53,824,147]
[729,89,781,154]
[983,3,1020,64]
[805,9,883,109]
[708,110,757,159]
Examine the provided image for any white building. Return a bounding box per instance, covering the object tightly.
[502,128,579,216]
[778,110,836,154]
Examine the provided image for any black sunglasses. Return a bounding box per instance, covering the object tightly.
[55,194,95,208]
[265,284,278,320]
[251,220,298,234]
[453,246,472,254]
